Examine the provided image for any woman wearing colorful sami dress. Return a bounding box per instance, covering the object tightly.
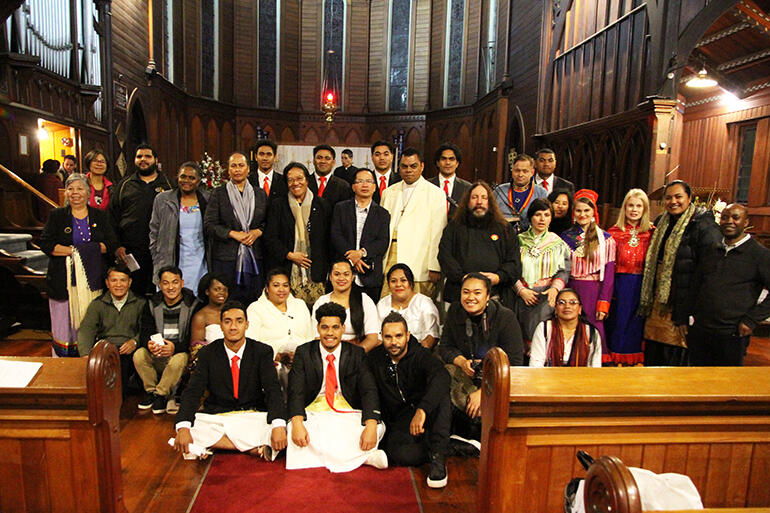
[515,198,572,342]
[39,173,118,356]
[606,189,654,365]
[149,161,209,292]
[638,180,722,366]
[529,288,602,367]
[560,189,615,362]
[84,150,113,211]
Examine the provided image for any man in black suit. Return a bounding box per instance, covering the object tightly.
[534,148,575,195]
[247,139,287,203]
[173,301,287,459]
[330,168,391,302]
[308,144,353,207]
[286,302,386,471]
[333,148,358,185]
[371,140,401,204]
[428,142,472,218]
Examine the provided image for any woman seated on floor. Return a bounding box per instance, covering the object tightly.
[376,263,440,349]
[311,259,380,351]
[529,288,602,367]
[190,272,231,360]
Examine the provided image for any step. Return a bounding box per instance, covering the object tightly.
[15,250,48,273]
[0,233,33,254]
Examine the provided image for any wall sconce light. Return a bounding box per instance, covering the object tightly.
[322,91,338,124]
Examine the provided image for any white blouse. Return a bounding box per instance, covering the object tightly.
[312,292,380,341]
[529,320,602,367]
[377,293,440,342]
[246,292,314,354]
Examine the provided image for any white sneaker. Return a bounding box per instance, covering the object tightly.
[365,449,388,469]
[165,398,179,414]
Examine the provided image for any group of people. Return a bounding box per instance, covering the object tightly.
[37,138,770,485]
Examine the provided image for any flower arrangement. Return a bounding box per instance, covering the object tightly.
[692,187,728,223]
[199,152,226,189]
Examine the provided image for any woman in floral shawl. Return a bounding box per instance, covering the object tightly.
[515,198,572,344]
[638,180,721,366]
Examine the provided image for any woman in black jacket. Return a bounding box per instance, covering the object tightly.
[638,180,722,366]
[39,173,118,357]
[263,162,331,307]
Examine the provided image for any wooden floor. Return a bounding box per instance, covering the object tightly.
[2,331,769,513]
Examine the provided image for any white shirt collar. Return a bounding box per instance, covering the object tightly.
[258,169,274,181]
[223,339,247,364]
[723,233,751,252]
[439,174,456,185]
[535,175,553,189]
[375,169,391,181]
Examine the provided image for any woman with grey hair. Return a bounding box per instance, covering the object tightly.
[149,161,210,291]
[39,173,118,356]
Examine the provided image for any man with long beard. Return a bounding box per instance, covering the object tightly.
[111,144,172,296]
[438,181,521,307]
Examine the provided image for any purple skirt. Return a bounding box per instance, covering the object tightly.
[568,279,608,359]
[605,273,644,365]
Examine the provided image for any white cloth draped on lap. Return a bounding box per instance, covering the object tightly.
[286,410,385,473]
[189,411,275,456]
[204,324,224,344]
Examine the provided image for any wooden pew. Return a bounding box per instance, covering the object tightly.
[478,347,770,513]
[0,341,126,513]
[584,455,770,513]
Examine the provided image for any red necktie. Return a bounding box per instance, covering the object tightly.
[444,179,450,213]
[318,176,327,197]
[542,179,549,191]
[231,355,240,399]
[263,176,270,196]
[379,175,386,196]
[325,354,337,409]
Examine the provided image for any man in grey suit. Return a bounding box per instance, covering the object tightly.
[429,142,472,218]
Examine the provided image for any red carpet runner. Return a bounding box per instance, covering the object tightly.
[189,454,421,513]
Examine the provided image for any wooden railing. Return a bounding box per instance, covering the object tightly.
[0,163,59,208]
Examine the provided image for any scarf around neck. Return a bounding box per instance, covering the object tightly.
[638,203,695,315]
[226,180,258,282]
[288,190,314,282]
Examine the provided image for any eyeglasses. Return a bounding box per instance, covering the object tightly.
[287,177,306,184]
[557,299,580,306]
[353,179,375,185]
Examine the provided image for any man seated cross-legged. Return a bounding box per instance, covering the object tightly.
[287,302,387,472]
[367,312,450,488]
[173,301,287,460]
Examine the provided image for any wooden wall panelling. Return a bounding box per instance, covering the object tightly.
[614,18,631,114]
[184,0,200,97]
[590,33,605,120]
[220,121,233,158]
[412,0,431,111]
[463,0,480,107]
[508,0,542,152]
[299,1,322,111]
[172,0,184,88]
[110,1,149,92]
[218,0,234,104]
[346,1,369,113]
[280,0,300,111]
[233,0,256,106]
[206,118,220,159]
[603,25,618,119]
[190,115,203,162]
[429,0,446,111]
[367,0,388,112]
[627,10,646,110]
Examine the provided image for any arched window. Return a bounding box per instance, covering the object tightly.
[444,0,466,106]
[201,0,219,99]
[323,0,345,107]
[258,0,280,108]
[388,0,412,111]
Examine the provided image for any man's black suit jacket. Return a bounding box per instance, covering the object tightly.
[308,173,353,207]
[334,165,358,185]
[428,175,473,218]
[373,172,402,204]
[287,341,380,424]
[248,171,288,204]
[330,199,391,288]
[176,338,287,425]
[552,176,576,195]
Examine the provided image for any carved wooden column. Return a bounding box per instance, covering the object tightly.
[646,99,682,195]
